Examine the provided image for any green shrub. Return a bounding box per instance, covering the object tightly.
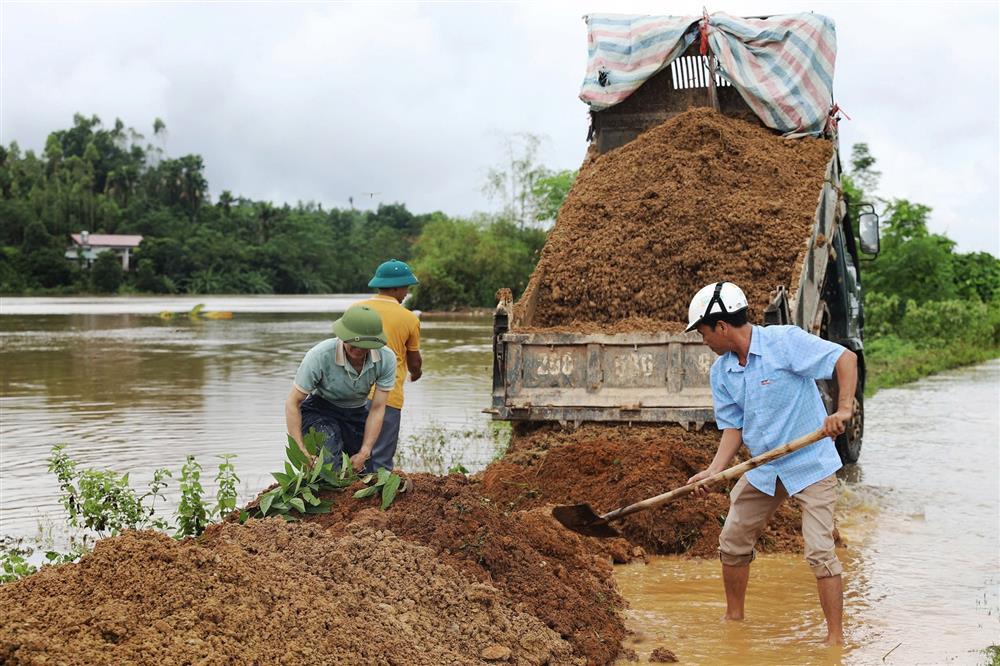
[352,467,404,511]
[256,429,405,519]
[90,250,123,293]
[988,297,1000,347]
[256,429,348,519]
[863,291,903,339]
[897,298,992,346]
[48,445,171,537]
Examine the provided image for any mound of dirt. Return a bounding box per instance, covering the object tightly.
[516,107,832,329]
[480,424,804,557]
[0,520,577,665]
[305,473,629,665]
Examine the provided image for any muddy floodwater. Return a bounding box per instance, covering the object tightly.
[1,297,998,664]
[0,296,498,541]
[615,360,1000,665]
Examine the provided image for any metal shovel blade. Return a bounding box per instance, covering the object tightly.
[551,503,622,538]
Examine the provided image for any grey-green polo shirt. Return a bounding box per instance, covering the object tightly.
[293,338,396,408]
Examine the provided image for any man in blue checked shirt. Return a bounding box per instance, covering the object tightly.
[685,281,857,646]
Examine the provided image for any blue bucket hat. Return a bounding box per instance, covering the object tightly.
[368,259,419,288]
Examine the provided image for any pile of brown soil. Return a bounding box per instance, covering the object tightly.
[480,424,804,557]
[516,108,832,329]
[0,520,577,666]
[305,473,629,665]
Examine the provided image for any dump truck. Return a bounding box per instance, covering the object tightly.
[489,34,880,464]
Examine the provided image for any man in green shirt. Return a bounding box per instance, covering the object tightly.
[284,304,397,472]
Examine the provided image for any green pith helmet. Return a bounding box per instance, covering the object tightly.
[368,259,419,289]
[332,304,387,349]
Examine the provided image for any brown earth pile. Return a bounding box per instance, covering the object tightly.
[649,647,679,663]
[517,107,832,329]
[0,519,578,666]
[305,473,629,665]
[480,424,804,557]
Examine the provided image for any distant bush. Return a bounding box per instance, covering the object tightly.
[90,251,123,293]
[897,298,994,346]
[863,291,903,339]
[409,216,545,311]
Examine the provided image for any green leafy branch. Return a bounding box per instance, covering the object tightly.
[254,429,406,519]
[352,467,404,511]
[255,429,355,520]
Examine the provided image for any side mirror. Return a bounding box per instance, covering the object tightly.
[858,207,880,256]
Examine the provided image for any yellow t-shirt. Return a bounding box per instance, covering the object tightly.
[360,294,421,409]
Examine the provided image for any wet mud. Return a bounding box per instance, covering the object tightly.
[480,424,804,557]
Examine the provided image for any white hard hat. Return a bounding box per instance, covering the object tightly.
[685,282,749,332]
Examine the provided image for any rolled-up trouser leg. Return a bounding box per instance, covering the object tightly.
[718,476,786,567]
[365,403,400,473]
[794,474,843,578]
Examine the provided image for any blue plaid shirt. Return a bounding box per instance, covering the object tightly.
[710,325,844,497]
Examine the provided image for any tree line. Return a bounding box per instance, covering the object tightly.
[1,114,995,328]
[0,114,574,309]
[843,144,1000,390]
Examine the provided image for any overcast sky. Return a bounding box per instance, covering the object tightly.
[1,1,997,254]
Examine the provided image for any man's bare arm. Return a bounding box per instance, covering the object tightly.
[688,428,744,496]
[351,388,389,472]
[823,349,858,438]
[284,386,311,457]
[406,350,422,382]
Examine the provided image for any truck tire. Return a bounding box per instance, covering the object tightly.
[835,383,863,464]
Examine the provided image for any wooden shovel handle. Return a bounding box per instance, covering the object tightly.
[600,428,826,523]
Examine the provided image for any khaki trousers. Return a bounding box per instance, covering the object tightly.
[718,474,843,579]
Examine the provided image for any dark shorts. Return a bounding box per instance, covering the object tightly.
[299,395,368,468]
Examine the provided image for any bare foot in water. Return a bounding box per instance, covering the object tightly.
[822,633,844,646]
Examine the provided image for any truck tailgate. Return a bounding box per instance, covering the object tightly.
[491,330,717,428]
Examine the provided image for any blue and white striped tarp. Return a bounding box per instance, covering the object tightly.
[581,12,838,136]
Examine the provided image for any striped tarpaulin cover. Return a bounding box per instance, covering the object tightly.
[581,12,837,136]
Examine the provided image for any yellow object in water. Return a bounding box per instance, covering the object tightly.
[157,305,231,320]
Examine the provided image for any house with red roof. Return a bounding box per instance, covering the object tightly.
[65,232,144,271]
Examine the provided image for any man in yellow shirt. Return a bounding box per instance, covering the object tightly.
[360,259,423,471]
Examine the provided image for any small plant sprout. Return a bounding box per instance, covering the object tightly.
[176,455,211,538]
[0,547,36,583]
[214,454,240,518]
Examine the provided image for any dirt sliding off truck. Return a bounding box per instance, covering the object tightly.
[489,14,881,464]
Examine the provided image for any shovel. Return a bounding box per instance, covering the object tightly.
[552,428,826,538]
